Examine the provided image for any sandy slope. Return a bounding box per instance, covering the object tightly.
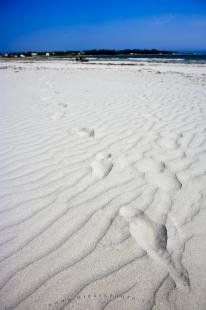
[0,60,206,310]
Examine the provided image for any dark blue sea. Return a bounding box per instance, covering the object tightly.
[1,53,206,64]
[83,54,206,64]
[49,53,206,64]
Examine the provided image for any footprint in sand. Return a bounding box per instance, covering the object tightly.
[136,158,165,174]
[136,157,182,192]
[145,171,182,192]
[119,206,190,291]
[158,132,183,151]
[71,127,95,138]
[50,111,65,120]
[57,102,68,108]
[90,152,113,179]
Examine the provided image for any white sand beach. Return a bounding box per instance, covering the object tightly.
[0,60,206,310]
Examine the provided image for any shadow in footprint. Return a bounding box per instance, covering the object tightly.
[119,206,190,291]
[90,153,113,179]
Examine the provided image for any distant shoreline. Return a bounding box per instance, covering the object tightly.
[1,54,206,65]
[0,49,178,58]
[1,49,206,66]
[0,49,206,58]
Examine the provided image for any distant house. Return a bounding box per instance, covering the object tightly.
[46,52,50,56]
[20,54,25,58]
[31,52,38,56]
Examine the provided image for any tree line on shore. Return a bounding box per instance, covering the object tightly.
[1,49,177,58]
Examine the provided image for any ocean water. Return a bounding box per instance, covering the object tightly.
[1,53,206,64]
[84,54,206,64]
[46,53,206,64]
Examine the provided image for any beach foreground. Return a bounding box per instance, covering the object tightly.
[0,60,206,310]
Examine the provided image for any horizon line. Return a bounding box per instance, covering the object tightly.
[1,48,206,55]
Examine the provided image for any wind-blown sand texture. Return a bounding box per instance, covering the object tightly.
[0,60,206,310]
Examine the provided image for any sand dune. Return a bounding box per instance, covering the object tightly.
[0,60,206,309]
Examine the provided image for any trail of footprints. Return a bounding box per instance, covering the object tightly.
[53,112,189,292]
[48,89,188,289]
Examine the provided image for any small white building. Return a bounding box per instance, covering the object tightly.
[20,54,25,58]
[31,52,38,56]
[46,52,50,57]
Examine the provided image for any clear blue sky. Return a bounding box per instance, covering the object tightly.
[0,0,206,52]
